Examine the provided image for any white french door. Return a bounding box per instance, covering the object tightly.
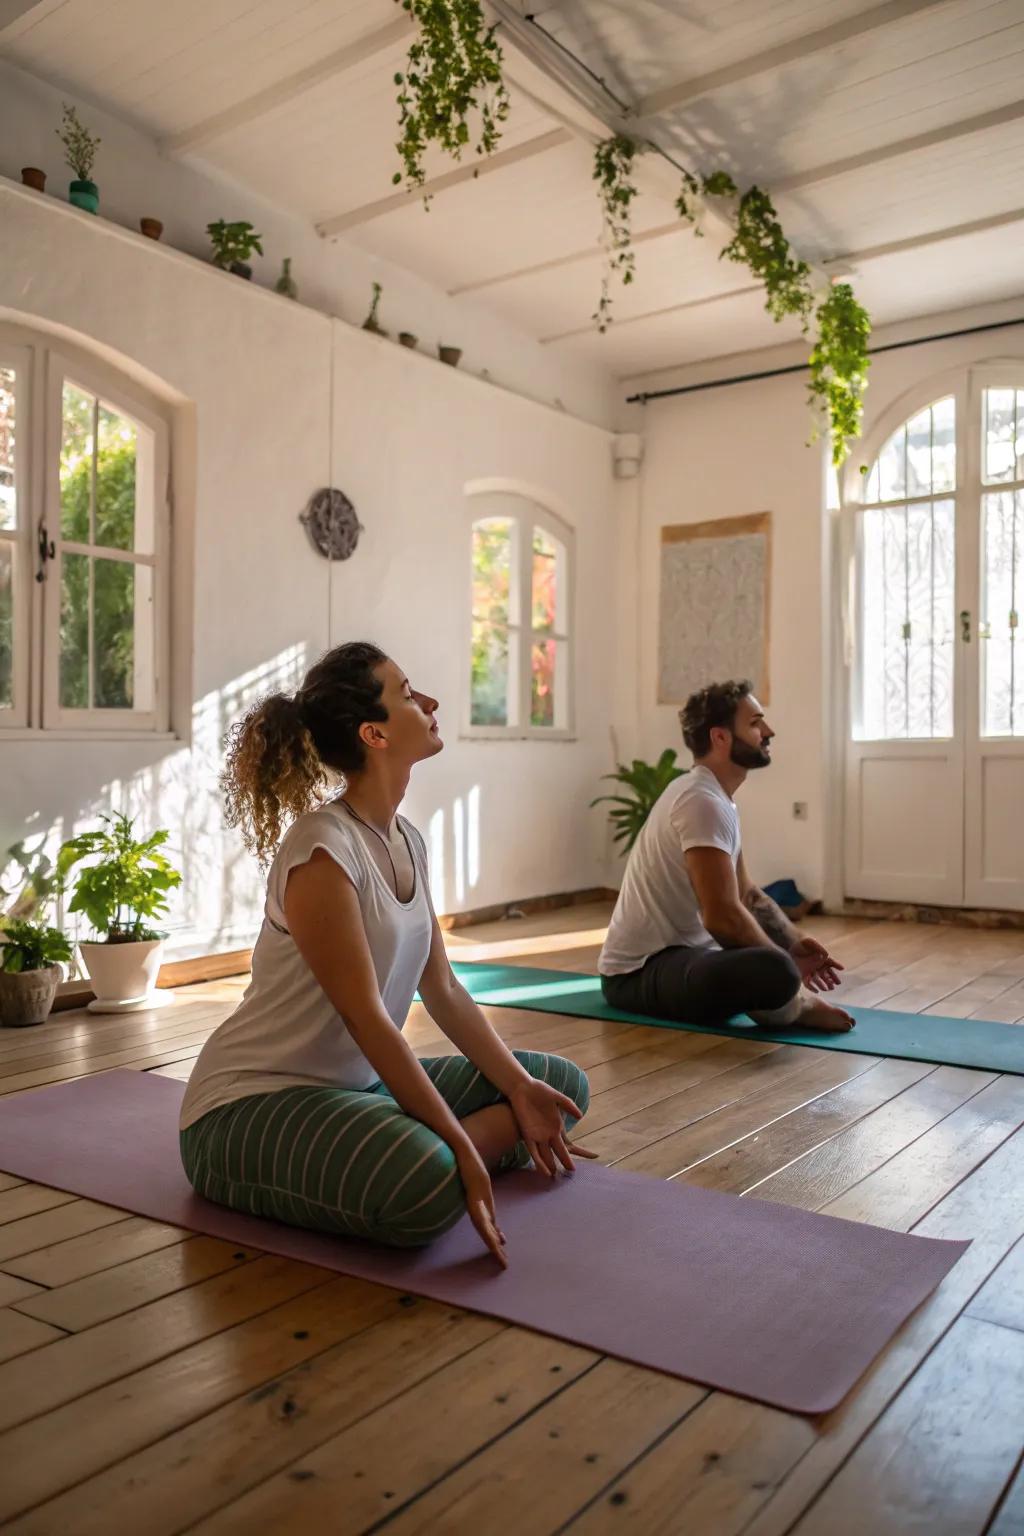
[845,368,1024,911]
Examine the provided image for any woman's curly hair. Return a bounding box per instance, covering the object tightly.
[221,641,388,866]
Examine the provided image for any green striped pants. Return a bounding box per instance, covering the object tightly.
[180,1050,589,1249]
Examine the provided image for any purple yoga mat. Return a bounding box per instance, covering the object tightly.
[0,1071,968,1415]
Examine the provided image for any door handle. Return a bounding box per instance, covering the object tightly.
[960,609,971,643]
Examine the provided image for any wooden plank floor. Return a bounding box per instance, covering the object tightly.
[1,905,1023,1534]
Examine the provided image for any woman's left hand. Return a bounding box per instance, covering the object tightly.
[508,1078,598,1177]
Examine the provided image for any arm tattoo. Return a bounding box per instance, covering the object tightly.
[743,886,797,948]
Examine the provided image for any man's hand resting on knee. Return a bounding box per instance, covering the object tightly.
[789,936,843,993]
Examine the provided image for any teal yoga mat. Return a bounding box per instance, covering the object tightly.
[451,961,1024,1077]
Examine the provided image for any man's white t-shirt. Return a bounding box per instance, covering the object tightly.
[599,765,741,976]
[179,802,433,1130]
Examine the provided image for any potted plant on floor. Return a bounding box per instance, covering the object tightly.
[0,921,73,1027]
[56,103,101,213]
[590,749,687,852]
[57,813,182,1013]
[207,220,263,279]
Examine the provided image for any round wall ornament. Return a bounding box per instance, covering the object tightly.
[300,488,363,560]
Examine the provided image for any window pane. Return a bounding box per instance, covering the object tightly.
[532,526,567,636]
[60,551,89,708]
[60,383,94,543]
[981,490,1023,736]
[95,557,154,709]
[471,620,511,726]
[865,398,955,504]
[932,396,955,492]
[0,542,13,709]
[983,388,1023,485]
[857,499,955,739]
[96,405,137,552]
[0,367,16,532]
[471,518,515,626]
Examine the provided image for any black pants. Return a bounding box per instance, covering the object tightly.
[601,945,801,1026]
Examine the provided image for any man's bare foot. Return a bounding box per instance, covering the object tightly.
[797,997,855,1033]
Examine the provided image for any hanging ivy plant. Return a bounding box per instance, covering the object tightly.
[592,135,640,332]
[809,283,872,464]
[677,170,870,462]
[393,0,510,199]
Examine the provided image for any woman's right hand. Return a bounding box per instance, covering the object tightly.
[457,1148,507,1269]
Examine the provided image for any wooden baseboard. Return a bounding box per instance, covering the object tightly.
[49,890,620,1005]
[834,898,1024,932]
[436,888,618,932]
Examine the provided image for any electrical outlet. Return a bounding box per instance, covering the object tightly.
[792,802,808,821]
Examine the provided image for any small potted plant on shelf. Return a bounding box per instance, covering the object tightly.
[0,921,73,1028]
[20,167,46,192]
[438,344,462,367]
[139,217,163,241]
[56,103,101,213]
[57,812,182,1013]
[398,331,419,349]
[206,220,263,279]
[362,282,387,336]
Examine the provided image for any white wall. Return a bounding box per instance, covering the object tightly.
[618,297,1024,904]
[0,58,615,429]
[0,182,619,956]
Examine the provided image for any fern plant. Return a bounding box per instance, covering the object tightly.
[590,749,687,852]
[0,920,72,975]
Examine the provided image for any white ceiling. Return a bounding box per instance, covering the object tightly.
[3,0,1024,382]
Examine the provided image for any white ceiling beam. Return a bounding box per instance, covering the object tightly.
[0,0,65,43]
[161,15,414,157]
[637,0,957,118]
[540,207,1024,344]
[449,96,1024,298]
[315,128,572,236]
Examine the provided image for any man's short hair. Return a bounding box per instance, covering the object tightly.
[679,680,753,758]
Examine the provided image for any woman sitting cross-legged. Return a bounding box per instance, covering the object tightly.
[179,641,592,1267]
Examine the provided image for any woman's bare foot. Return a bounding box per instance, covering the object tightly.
[797,997,856,1033]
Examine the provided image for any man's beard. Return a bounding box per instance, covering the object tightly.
[730,738,772,770]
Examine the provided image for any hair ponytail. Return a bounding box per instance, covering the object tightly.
[221,692,327,866]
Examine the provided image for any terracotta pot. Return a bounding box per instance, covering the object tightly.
[140,217,163,240]
[21,167,46,192]
[78,939,164,1012]
[398,333,419,349]
[438,345,462,368]
[0,965,61,1027]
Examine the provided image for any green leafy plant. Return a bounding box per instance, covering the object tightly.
[206,220,263,269]
[808,282,872,463]
[56,103,100,182]
[363,281,386,334]
[590,750,687,852]
[0,840,59,923]
[57,812,182,943]
[593,135,639,332]
[676,170,870,463]
[0,920,72,975]
[393,0,510,198]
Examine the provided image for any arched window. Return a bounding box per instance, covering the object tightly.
[851,378,1024,740]
[0,327,171,734]
[467,494,573,736]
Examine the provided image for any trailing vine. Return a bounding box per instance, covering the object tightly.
[592,135,640,332]
[677,170,870,462]
[393,0,509,199]
[808,283,872,463]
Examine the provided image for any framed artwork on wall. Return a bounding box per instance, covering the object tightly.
[658,511,771,704]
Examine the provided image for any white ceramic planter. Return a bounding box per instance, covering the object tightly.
[78,939,165,1013]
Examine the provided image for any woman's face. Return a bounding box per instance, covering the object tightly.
[369,658,443,764]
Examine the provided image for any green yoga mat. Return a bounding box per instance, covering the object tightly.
[450,961,1024,1077]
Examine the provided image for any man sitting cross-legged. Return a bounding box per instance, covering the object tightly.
[599,680,854,1034]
